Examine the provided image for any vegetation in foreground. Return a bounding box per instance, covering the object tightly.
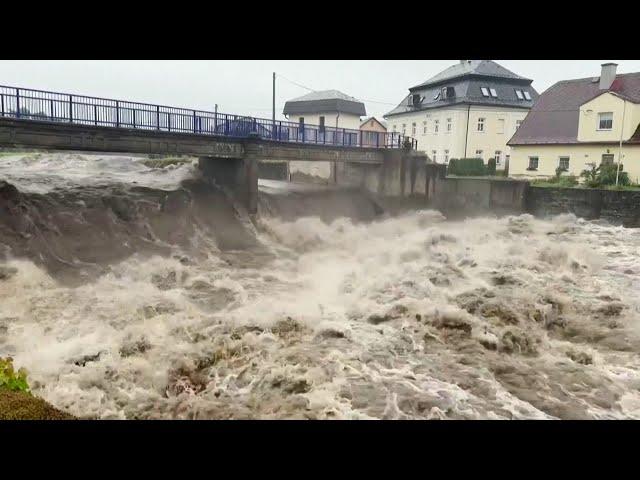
[531,164,640,190]
[0,357,76,420]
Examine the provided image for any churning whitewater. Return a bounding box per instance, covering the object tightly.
[1,152,640,419]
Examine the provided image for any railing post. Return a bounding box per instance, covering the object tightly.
[132,108,136,127]
[279,121,282,141]
[1,94,4,116]
[94,104,98,125]
[376,132,379,148]
[156,106,160,130]
[167,112,171,132]
[193,110,197,133]
[69,95,73,122]
[16,88,20,118]
[50,99,54,120]
[115,101,120,127]
[342,128,346,146]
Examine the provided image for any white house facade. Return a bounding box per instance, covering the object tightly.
[282,89,366,130]
[384,60,538,169]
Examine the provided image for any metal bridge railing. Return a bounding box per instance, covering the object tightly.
[0,85,418,150]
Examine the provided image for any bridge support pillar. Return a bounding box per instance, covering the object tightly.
[379,150,405,196]
[198,152,258,214]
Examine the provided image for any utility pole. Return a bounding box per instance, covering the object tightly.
[272,72,276,124]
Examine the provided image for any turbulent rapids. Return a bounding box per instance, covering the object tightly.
[1,152,640,419]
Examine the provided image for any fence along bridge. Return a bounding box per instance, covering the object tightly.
[0,85,424,213]
[0,85,416,150]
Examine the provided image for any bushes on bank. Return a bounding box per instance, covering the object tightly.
[447,158,488,176]
[580,163,630,188]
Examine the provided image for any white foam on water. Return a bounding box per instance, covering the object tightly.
[1,154,640,419]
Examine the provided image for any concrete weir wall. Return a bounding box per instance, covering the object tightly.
[335,152,437,199]
[429,177,529,216]
[526,186,640,227]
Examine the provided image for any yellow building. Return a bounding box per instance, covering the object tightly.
[384,60,538,169]
[508,63,640,183]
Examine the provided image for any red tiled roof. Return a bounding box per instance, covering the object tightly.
[508,72,640,146]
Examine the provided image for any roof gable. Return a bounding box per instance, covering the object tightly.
[509,72,640,146]
[360,117,386,130]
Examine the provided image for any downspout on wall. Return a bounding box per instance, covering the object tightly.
[463,104,471,158]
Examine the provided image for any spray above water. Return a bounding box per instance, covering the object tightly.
[1,153,639,419]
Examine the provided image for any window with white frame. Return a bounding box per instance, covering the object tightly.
[516,119,523,130]
[434,119,439,133]
[481,87,490,97]
[495,151,501,164]
[528,157,539,170]
[598,112,613,130]
[475,150,483,159]
[402,124,406,135]
[515,89,524,100]
[523,91,532,101]
[446,118,452,132]
[490,88,498,98]
[412,123,416,135]
[477,117,485,132]
[444,150,449,163]
[423,121,427,134]
[558,157,570,171]
[497,118,505,134]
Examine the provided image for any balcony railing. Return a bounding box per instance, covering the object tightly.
[0,85,417,150]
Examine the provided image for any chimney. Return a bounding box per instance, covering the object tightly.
[599,63,618,90]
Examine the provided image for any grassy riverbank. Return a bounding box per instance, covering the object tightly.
[0,357,76,420]
[0,389,76,420]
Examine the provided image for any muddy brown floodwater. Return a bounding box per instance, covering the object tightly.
[1,152,639,419]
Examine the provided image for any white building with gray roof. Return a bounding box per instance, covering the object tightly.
[283,89,366,131]
[384,60,539,169]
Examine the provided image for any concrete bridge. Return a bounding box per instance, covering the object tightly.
[0,85,435,213]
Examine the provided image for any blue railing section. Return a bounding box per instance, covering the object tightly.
[0,85,417,150]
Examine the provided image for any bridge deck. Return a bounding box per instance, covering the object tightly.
[0,85,417,150]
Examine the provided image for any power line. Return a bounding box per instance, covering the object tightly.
[276,73,315,92]
[276,73,398,108]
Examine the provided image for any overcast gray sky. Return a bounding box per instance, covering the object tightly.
[2,60,639,121]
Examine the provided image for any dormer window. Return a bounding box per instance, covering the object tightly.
[481,87,490,97]
[598,112,613,130]
[433,91,440,100]
[489,88,498,98]
[515,89,524,100]
[523,91,532,101]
